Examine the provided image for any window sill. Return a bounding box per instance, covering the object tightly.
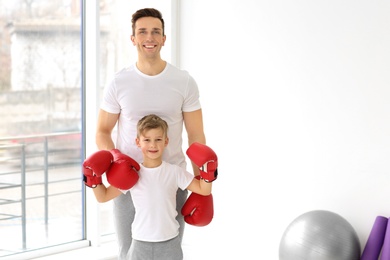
[2,236,117,260]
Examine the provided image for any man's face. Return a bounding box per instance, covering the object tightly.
[131,17,166,59]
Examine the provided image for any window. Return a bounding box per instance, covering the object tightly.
[0,0,83,257]
[0,0,174,258]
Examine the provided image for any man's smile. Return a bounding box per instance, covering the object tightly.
[144,44,156,49]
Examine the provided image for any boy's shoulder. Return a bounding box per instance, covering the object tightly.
[162,161,186,172]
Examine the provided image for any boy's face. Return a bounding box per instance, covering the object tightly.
[136,128,168,161]
[131,17,166,59]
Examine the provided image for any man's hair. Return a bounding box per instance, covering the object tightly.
[131,8,165,36]
[137,114,168,138]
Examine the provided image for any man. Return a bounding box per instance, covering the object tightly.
[95,8,206,259]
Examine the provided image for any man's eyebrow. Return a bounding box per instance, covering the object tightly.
[137,28,161,31]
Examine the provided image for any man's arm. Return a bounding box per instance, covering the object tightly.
[96,109,119,150]
[183,109,206,176]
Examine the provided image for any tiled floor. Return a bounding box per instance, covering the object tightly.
[32,240,118,260]
[28,239,204,260]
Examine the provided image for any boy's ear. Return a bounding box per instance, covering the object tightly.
[165,137,169,146]
[135,138,140,147]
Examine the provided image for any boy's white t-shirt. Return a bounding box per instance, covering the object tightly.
[121,161,194,242]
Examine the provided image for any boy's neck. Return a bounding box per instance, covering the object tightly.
[142,158,163,168]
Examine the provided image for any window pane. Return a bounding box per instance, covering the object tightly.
[0,0,83,257]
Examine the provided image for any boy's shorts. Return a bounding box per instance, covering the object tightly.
[127,235,183,260]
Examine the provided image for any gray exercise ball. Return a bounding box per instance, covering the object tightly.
[279,210,361,260]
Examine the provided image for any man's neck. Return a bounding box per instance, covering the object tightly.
[136,58,167,76]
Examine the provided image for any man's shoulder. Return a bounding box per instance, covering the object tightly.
[109,65,137,85]
[115,64,136,76]
[166,63,190,76]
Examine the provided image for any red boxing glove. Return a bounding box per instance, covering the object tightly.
[106,149,140,190]
[181,177,214,227]
[83,150,113,188]
[186,142,218,182]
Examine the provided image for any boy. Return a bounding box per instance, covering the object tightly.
[84,114,217,259]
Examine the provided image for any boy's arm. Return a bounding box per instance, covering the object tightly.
[83,149,123,202]
[187,177,212,196]
[92,184,122,203]
[181,142,218,226]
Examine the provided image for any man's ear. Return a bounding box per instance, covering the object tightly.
[162,35,166,46]
[131,35,136,46]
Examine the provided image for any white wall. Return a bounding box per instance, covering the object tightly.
[179,1,390,259]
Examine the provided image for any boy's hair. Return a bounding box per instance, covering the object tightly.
[131,8,165,36]
[137,114,168,138]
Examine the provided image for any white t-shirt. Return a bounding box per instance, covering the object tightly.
[121,161,194,242]
[100,63,201,168]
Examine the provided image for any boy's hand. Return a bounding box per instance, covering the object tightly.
[187,142,218,182]
[83,150,114,188]
[106,149,140,190]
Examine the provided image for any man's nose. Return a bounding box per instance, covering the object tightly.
[145,32,154,40]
